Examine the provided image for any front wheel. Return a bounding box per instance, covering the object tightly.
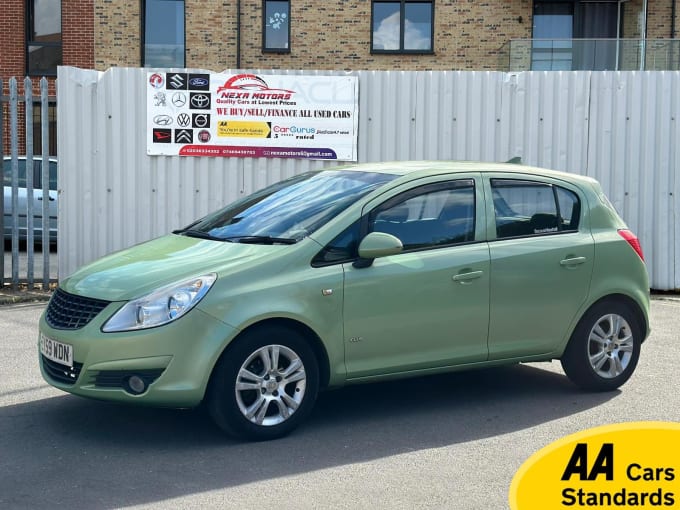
[207,325,319,440]
[561,300,642,391]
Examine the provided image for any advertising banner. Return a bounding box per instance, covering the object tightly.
[146,72,358,160]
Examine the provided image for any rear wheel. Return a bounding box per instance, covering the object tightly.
[207,325,319,440]
[561,300,642,391]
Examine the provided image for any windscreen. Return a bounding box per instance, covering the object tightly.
[177,170,397,243]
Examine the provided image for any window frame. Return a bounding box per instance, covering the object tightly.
[25,0,63,77]
[490,178,581,240]
[370,0,435,55]
[262,0,291,53]
[312,179,477,267]
[141,0,186,68]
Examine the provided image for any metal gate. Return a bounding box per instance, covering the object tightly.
[1,77,57,290]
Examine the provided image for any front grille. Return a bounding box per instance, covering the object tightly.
[42,355,83,385]
[46,288,111,330]
[89,369,166,389]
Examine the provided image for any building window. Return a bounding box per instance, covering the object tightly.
[263,1,290,52]
[371,0,434,53]
[26,0,62,76]
[143,0,185,67]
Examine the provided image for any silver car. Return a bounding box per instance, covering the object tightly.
[2,156,58,244]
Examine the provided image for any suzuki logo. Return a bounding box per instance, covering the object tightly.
[168,73,186,89]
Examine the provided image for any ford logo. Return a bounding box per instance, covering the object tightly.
[190,77,209,87]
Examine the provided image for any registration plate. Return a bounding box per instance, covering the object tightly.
[40,333,74,367]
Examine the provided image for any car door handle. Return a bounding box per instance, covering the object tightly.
[560,256,587,267]
[452,270,484,283]
[38,197,55,201]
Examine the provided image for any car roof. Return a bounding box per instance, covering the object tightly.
[330,160,597,185]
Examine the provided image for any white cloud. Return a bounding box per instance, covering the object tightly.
[373,12,431,51]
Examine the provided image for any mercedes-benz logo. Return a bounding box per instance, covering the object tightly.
[190,94,210,109]
[153,115,173,126]
[172,92,187,107]
[177,113,191,127]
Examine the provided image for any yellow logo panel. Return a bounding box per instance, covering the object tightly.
[509,422,680,509]
[217,121,271,138]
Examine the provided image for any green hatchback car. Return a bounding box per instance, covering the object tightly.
[39,161,649,440]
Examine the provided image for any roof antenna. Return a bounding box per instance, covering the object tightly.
[506,156,522,164]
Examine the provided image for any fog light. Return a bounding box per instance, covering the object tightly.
[126,375,147,395]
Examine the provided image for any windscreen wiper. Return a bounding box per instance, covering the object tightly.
[223,236,297,245]
[173,229,230,242]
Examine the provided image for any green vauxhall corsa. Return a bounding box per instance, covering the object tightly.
[39,161,649,440]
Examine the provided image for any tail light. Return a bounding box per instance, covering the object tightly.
[618,229,644,261]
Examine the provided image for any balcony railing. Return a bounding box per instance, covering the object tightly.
[500,39,680,71]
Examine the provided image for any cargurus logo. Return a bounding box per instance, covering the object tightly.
[273,125,316,134]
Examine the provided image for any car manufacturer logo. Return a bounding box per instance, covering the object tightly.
[190,93,211,109]
[190,77,208,87]
[171,92,187,108]
[198,130,211,143]
[152,128,172,143]
[177,113,191,127]
[175,129,193,143]
[167,73,187,90]
[188,74,210,90]
[153,115,173,126]
[149,73,164,89]
[153,92,167,107]
[192,113,210,128]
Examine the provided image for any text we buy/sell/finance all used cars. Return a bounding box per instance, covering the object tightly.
[38,161,649,440]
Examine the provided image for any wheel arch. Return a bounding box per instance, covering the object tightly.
[572,293,649,346]
[210,317,332,390]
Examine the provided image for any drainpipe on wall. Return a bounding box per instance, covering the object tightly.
[236,0,242,69]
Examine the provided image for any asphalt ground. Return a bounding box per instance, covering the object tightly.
[0,300,679,509]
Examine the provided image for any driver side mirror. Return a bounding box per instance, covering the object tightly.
[354,232,403,268]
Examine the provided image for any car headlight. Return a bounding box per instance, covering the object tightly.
[102,274,217,332]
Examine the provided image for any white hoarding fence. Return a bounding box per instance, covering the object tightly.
[59,67,680,290]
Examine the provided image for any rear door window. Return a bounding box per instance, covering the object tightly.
[491,179,580,239]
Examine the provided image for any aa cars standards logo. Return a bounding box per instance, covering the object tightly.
[509,422,680,509]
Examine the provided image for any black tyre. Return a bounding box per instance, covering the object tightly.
[561,300,642,391]
[207,325,319,440]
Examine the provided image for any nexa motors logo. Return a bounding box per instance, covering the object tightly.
[216,74,295,101]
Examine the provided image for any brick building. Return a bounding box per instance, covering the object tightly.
[2,0,679,155]
[1,0,94,155]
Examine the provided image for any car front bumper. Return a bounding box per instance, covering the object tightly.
[38,303,238,408]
